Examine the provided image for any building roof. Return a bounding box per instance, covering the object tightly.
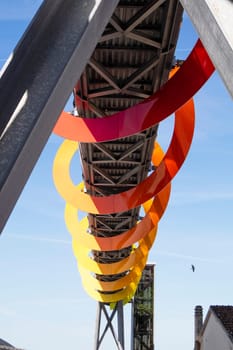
[0,338,23,350]
[211,305,233,342]
[0,339,14,348]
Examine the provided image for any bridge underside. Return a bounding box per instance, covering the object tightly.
[75,2,183,347]
[75,0,183,280]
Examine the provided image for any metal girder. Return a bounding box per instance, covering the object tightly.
[89,58,120,90]
[125,31,162,49]
[59,3,183,312]
[124,0,166,33]
[94,302,125,350]
[93,165,117,184]
[0,0,119,234]
[80,0,183,118]
[121,56,159,90]
[131,265,155,350]
[180,0,233,98]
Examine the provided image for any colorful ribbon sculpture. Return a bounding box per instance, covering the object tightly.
[53,40,215,303]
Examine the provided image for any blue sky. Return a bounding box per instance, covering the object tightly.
[0,2,233,350]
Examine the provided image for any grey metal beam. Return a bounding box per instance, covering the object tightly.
[121,56,159,90]
[122,88,150,99]
[0,0,119,234]
[126,31,162,48]
[89,58,120,89]
[117,166,140,184]
[95,218,113,230]
[93,143,116,160]
[132,265,155,350]
[110,15,124,32]
[124,0,166,33]
[99,31,122,43]
[117,301,125,350]
[118,140,145,161]
[94,302,126,349]
[94,303,102,350]
[115,217,132,230]
[93,165,116,184]
[98,304,120,349]
[88,102,106,117]
[180,0,233,98]
[88,88,119,99]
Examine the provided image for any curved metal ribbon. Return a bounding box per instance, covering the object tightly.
[52,40,214,303]
[53,98,194,214]
[64,143,171,251]
[53,39,214,143]
[63,144,170,303]
[53,97,194,302]
[77,229,156,303]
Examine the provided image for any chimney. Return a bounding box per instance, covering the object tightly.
[194,305,203,350]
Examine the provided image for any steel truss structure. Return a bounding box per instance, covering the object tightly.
[131,265,155,350]
[95,301,125,350]
[76,2,182,348]
[76,0,183,280]
[94,265,155,350]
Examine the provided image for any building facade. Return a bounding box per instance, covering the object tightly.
[194,305,233,350]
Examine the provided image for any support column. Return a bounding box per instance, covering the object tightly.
[94,303,102,349]
[0,0,119,234]
[94,302,125,350]
[131,265,155,350]
[180,0,233,98]
[117,301,125,350]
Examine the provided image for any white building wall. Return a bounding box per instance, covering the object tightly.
[201,313,233,350]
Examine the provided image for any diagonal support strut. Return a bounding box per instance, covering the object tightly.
[0,0,119,234]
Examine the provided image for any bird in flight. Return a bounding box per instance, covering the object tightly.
[191,264,195,272]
